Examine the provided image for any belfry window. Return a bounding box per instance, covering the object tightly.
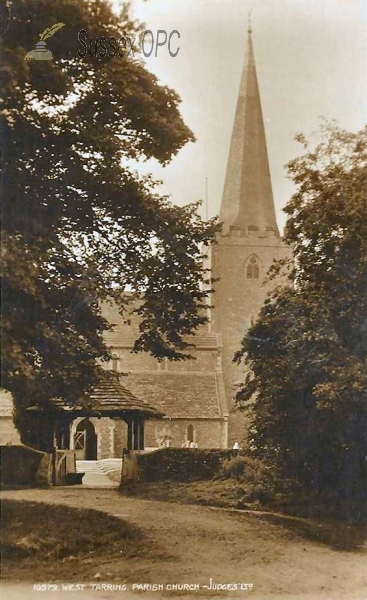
[247,256,259,279]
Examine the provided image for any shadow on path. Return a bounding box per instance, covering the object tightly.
[255,512,367,552]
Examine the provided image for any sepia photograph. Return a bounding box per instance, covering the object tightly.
[1,0,366,599]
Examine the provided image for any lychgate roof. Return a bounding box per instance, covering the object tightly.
[27,373,164,418]
[86,375,163,416]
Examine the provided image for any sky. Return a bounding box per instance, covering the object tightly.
[115,0,366,231]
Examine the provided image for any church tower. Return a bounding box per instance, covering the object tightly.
[211,26,291,443]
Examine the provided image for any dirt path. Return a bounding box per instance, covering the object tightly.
[1,488,366,600]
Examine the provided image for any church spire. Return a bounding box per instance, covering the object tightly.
[219,27,279,236]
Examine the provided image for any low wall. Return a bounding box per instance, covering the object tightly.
[135,448,241,483]
[1,445,52,488]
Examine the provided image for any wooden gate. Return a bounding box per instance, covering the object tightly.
[74,431,86,460]
[53,449,77,485]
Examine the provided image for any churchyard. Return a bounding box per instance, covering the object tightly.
[1,486,366,600]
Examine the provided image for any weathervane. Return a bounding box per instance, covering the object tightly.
[248,10,252,34]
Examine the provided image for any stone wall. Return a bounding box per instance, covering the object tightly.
[211,233,291,445]
[98,417,114,459]
[1,417,21,445]
[0,389,21,445]
[145,418,226,449]
[106,344,218,374]
[70,417,128,459]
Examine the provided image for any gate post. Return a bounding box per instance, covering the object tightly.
[52,446,57,486]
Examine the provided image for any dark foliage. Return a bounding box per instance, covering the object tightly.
[1,0,219,446]
[135,448,240,483]
[235,123,367,518]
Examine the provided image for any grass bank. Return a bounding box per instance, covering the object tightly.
[122,478,367,522]
[122,480,367,551]
[1,499,149,580]
[122,478,261,509]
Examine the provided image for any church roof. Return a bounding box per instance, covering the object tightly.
[220,28,279,237]
[123,372,227,419]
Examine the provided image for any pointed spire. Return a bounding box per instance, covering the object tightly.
[219,26,279,237]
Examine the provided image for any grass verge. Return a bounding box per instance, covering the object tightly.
[122,478,260,510]
[2,499,144,562]
[122,480,367,551]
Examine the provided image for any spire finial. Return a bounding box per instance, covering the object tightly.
[248,10,252,34]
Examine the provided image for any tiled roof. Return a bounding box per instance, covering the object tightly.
[99,302,228,421]
[123,372,225,419]
[28,374,164,418]
[87,375,163,416]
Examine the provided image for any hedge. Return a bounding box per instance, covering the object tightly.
[136,448,244,483]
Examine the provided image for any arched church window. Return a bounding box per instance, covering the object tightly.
[246,256,259,279]
[187,424,194,443]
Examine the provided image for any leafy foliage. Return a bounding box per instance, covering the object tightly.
[235,123,367,516]
[1,0,218,445]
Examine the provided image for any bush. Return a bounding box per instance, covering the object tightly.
[219,455,367,519]
[219,455,268,481]
[219,455,247,480]
[218,455,277,504]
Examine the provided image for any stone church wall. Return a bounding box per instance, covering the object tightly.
[211,236,292,445]
[109,347,218,374]
[70,417,128,460]
[98,418,128,459]
[145,418,225,449]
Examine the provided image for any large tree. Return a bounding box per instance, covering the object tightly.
[235,123,367,515]
[1,0,218,444]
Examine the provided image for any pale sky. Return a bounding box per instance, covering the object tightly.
[116,0,366,231]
